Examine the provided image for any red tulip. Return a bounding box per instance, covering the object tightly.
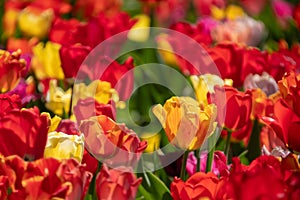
[60,44,91,78]
[79,115,147,168]
[262,99,300,153]
[210,86,252,131]
[0,107,50,160]
[0,94,21,117]
[73,97,116,124]
[56,119,80,136]
[218,156,287,199]
[0,155,92,200]
[171,172,224,200]
[96,164,142,200]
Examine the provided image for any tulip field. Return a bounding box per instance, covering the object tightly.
[1,0,300,199]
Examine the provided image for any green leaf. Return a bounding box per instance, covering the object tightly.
[137,172,171,200]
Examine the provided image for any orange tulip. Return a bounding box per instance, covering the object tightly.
[0,49,26,93]
[153,96,217,150]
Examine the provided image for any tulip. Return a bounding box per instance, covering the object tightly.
[79,115,147,168]
[0,49,26,93]
[190,74,224,106]
[244,72,278,96]
[0,107,50,160]
[171,172,223,200]
[32,42,65,80]
[18,7,54,39]
[153,96,217,150]
[73,97,116,124]
[140,132,161,153]
[45,79,72,116]
[72,80,118,107]
[60,44,91,78]
[262,99,300,153]
[96,164,142,200]
[56,119,80,136]
[211,16,265,46]
[128,14,150,42]
[0,94,21,117]
[211,86,252,131]
[44,131,84,162]
[74,0,122,19]
[218,156,287,199]
[0,155,92,199]
[186,150,229,176]
[278,72,300,117]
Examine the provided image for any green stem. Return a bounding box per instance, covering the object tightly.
[180,151,189,180]
[224,130,232,162]
[195,150,200,172]
[88,161,102,200]
[206,146,215,173]
[246,119,263,162]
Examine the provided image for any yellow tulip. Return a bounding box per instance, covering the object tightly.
[3,8,19,36]
[44,131,84,162]
[45,79,72,116]
[48,115,62,132]
[128,14,150,42]
[18,8,54,39]
[211,5,245,21]
[190,74,224,106]
[72,80,118,107]
[157,34,178,66]
[153,96,217,151]
[140,133,161,153]
[32,42,65,80]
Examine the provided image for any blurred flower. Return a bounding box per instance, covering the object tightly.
[44,131,84,162]
[96,164,142,200]
[278,72,300,117]
[73,80,118,107]
[262,99,300,153]
[73,97,116,124]
[244,72,278,96]
[272,0,293,27]
[140,133,161,153]
[32,42,65,80]
[293,3,300,28]
[193,0,225,16]
[211,16,265,46]
[79,115,147,168]
[45,79,72,116]
[60,44,91,79]
[0,94,21,117]
[171,172,223,200]
[211,86,252,131]
[0,49,26,93]
[153,96,217,150]
[128,14,150,42]
[240,0,268,15]
[7,77,38,105]
[211,4,245,20]
[191,74,224,106]
[0,107,50,160]
[7,37,39,54]
[49,18,84,46]
[74,0,122,19]
[18,7,54,39]
[153,0,189,27]
[3,5,19,36]
[186,150,228,176]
